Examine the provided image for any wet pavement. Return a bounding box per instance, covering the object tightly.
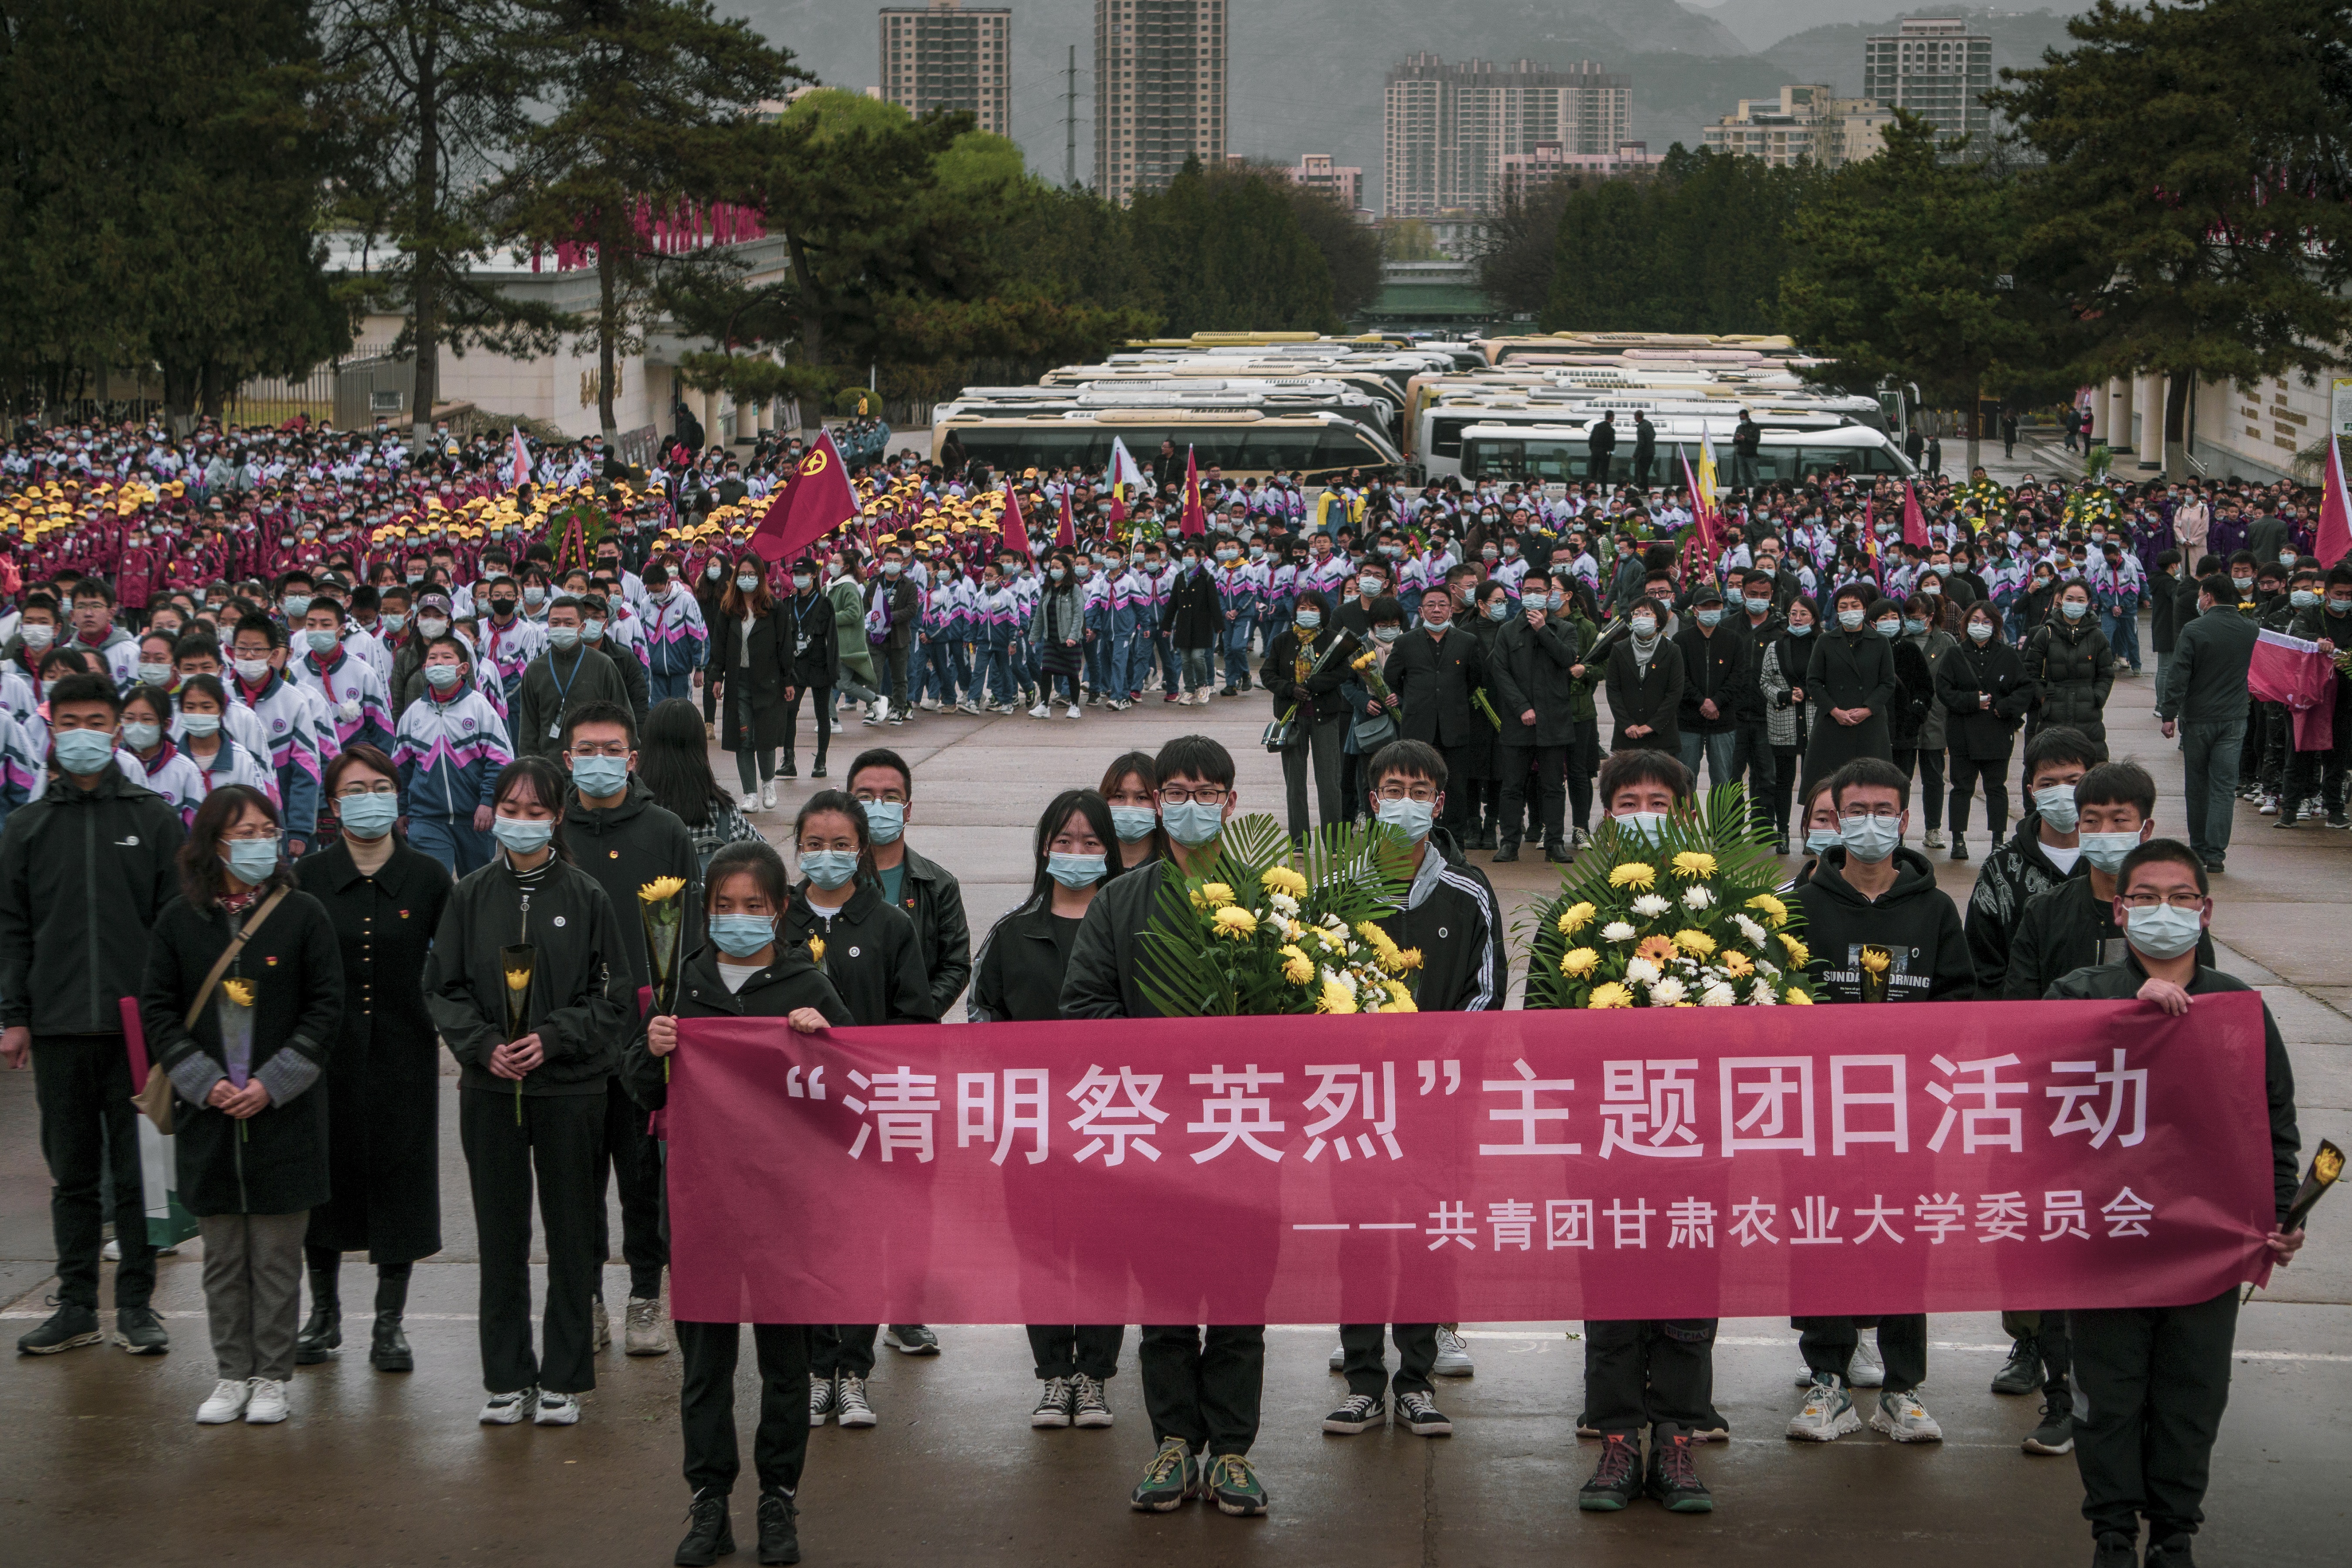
[5,585,2349,1566]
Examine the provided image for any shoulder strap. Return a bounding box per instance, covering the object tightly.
[182,885,293,1034]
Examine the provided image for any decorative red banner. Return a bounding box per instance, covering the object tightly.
[665,996,2278,1325]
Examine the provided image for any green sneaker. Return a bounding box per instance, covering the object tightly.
[1129,1437,1200,1512]
[1206,1453,1271,1517]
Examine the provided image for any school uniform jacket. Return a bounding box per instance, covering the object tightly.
[782,881,936,1026]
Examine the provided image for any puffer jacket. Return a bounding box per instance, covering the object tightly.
[2024,616,2115,740]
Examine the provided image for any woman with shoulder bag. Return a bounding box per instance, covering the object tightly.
[1338,595,1406,825]
[1261,590,1351,842]
[2022,580,2115,754]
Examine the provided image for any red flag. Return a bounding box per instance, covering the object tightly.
[1107,488,1126,527]
[1000,482,1032,558]
[506,426,530,490]
[750,432,858,564]
[1902,481,1930,549]
[2317,431,2351,569]
[1179,446,1207,537]
[1056,488,1077,550]
[2249,628,2338,751]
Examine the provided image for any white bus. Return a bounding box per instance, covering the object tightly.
[1455,420,1916,487]
[930,408,1406,483]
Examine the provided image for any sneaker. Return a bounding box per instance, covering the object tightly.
[2094,1531,2141,1568]
[2146,1534,2198,1567]
[2259,794,2278,814]
[885,1324,939,1354]
[1329,1342,1346,1372]
[1130,1436,1200,1511]
[196,1377,251,1424]
[2329,811,2350,829]
[1577,1433,1641,1511]
[1322,1392,1382,1433]
[1923,828,1946,850]
[1787,1374,1862,1441]
[1951,839,1969,862]
[1849,1333,1885,1388]
[755,1487,800,1566]
[1690,1409,1730,1442]
[1028,702,1050,718]
[16,1301,101,1355]
[1065,703,1082,720]
[835,1374,876,1427]
[918,696,939,711]
[626,1295,670,1356]
[1072,1373,1114,1428]
[958,700,981,715]
[761,782,777,811]
[1869,1389,1943,1443]
[2274,808,2300,828]
[591,1297,610,1352]
[243,1377,290,1424]
[534,1390,581,1425]
[1206,1453,1270,1516]
[1432,1326,1475,1377]
[739,791,760,813]
[480,1387,538,1424]
[1031,1375,1074,1429]
[114,1306,169,1355]
[808,1376,836,1426]
[2024,1396,2075,1455]
[1646,1432,1713,1513]
[675,1488,734,1568]
[1991,1339,2041,1395]
[1398,1389,1452,1436]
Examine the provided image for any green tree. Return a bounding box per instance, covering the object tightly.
[1477,183,1575,318]
[1989,0,2352,475]
[1227,164,1380,322]
[1378,218,1442,263]
[1129,160,1338,336]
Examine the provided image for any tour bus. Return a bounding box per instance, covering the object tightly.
[933,380,1394,437]
[930,407,1406,482]
[1400,365,1820,458]
[1453,419,1917,487]
[1416,394,1892,480]
[1049,350,1454,407]
[1472,331,1814,368]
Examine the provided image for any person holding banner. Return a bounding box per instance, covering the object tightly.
[2046,839,2306,1568]
[630,841,852,1568]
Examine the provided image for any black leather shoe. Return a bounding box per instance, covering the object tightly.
[1492,840,1519,862]
[757,1487,801,1565]
[294,1306,341,1365]
[2092,1532,2138,1568]
[675,1489,734,1568]
[1544,837,1571,863]
[2146,1536,2198,1568]
[370,1313,413,1372]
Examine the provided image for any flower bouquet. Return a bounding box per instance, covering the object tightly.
[1348,646,1402,751]
[218,977,258,1140]
[1137,815,1421,1017]
[1524,785,1817,1009]
[2062,483,2122,530]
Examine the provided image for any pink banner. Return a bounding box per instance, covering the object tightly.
[665,996,2279,1325]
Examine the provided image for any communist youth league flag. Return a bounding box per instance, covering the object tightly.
[506,426,531,489]
[750,431,858,563]
[1000,481,1032,557]
[2248,628,2339,753]
[1056,487,1077,549]
[1179,445,1208,536]
[1902,480,1930,548]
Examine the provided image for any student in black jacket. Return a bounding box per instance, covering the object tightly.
[630,841,852,1568]
[1605,597,1683,754]
[1488,571,1581,862]
[2046,840,2307,1568]
[424,755,635,1429]
[777,563,839,777]
[1389,585,1489,843]
[1673,584,1748,791]
[580,590,650,730]
[969,790,1129,1433]
[847,747,971,1024]
[2004,761,2214,1001]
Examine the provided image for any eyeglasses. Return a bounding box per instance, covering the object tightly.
[1838,806,1903,823]
[222,825,281,843]
[1373,783,1439,803]
[568,741,631,759]
[1158,785,1229,806]
[2119,891,2207,911]
[334,781,395,798]
[850,788,907,805]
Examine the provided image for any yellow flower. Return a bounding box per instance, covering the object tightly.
[1260,865,1308,898]
[1279,945,1315,985]
[1559,946,1599,978]
[1778,933,1809,967]
[221,977,257,1007]
[1747,892,1789,927]
[501,966,531,995]
[637,875,688,903]
[1588,982,1634,1009]
[1609,862,1656,891]
[1635,934,1677,967]
[1190,882,1236,910]
[1672,928,1717,959]
[1379,985,1419,1014]
[1722,950,1754,979]
[1393,947,1424,972]
[1316,978,1359,1014]
[1212,905,1258,939]
[1671,851,1717,879]
[1859,944,1892,975]
[1556,900,1597,937]
[1787,987,1815,1005]
[807,936,826,966]
[1356,920,1401,957]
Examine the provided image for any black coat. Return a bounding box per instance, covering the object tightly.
[1800,625,1896,780]
[1263,624,1351,726]
[512,645,632,759]
[1390,622,1487,748]
[874,845,971,1019]
[1887,636,1937,751]
[863,575,920,653]
[592,639,651,729]
[423,857,635,1096]
[563,778,702,994]
[782,880,936,1025]
[1487,614,1581,748]
[716,606,796,751]
[1936,639,2033,760]
[1673,620,1749,737]
[0,766,186,1037]
[620,944,853,1112]
[1163,566,1221,649]
[295,839,454,1260]
[2024,617,2115,742]
[968,893,1084,1024]
[1604,636,1683,753]
[778,589,839,689]
[142,886,345,1216]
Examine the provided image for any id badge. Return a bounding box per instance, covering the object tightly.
[548,722,561,739]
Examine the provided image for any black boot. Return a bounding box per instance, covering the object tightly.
[757,1487,801,1565]
[1544,835,1571,863]
[1492,838,1519,862]
[370,1264,413,1372]
[296,1257,341,1365]
[675,1489,734,1568]
[1476,812,1499,850]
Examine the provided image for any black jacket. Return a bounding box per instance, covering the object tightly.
[969,893,1085,1024]
[512,643,632,760]
[563,777,702,995]
[141,887,344,1216]
[2149,571,2186,654]
[423,856,634,1095]
[1936,639,2032,760]
[1604,635,1683,753]
[1488,614,1581,748]
[1733,610,1783,723]
[621,943,853,1112]
[779,589,840,690]
[1375,832,1506,1012]
[716,607,797,752]
[2157,602,2258,727]
[863,574,921,653]
[1964,814,2083,999]
[2047,956,2299,1223]
[0,767,186,1036]
[1263,624,1351,726]
[1673,619,1749,737]
[2004,873,2216,1002]
[1791,846,1975,1002]
[1887,635,1937,751]
[783,880,935,1025]
[2025,617,2115,740]
[1061,859,1178,1019]
[873,844,971,1018]
[1390,623,1487,748]
[1801,626,1897,778]
[1162,566,1221,649]
[592,637,651,729]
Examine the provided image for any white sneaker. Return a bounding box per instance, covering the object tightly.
[1432,1326,1475,1377]
[480,1387,537,1425]
[1328,1342,1346,1373]
[760,782,777,811]
[534,1390,582,1426]
[624,1295,669,1356]
[1028,702,1050,719]
[101,1238,178,1261]
[919,696,939,711]
[809,1376,836,1426]
[196,1378,251,1424]
[2259,794,2279,815]
[1849,1332,1886,1388]
[959,700,981,715]
[1869,1389,1942,1443]
[1923,829,1946,850]
[1065,703,1082,720]
[1786,1374,1862,1442]
[591,1297,610,1352]
[243,1377,289,1424]
[739,791,760,813]
[835,1374,876,1428]
[1031,1375,1074,1429]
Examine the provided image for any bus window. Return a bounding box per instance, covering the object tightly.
[1311,426,1388,472]
[1431,418,1469,459]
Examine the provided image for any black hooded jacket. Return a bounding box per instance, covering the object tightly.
[424,855,635,1095]
[1791,846,1975,1002]
[563,776,701,995]
[0,767,187,1036]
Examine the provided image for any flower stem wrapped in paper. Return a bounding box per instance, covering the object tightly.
[1524,784,1816,1009]
[500,944,536,1123]
[1136,815,1420,1016]
[638,875,688,1078]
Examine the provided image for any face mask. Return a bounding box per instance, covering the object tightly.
[1486,602,1510,622]
[1375,797,1435,841]
[43,721,106,774]
[135,660,172,686]
[1048,566,1065,582]
[1373,625,1402,644]
[798,848,859,889]
[2124,902,2203,961]
[20,625,53,649]
[2033,784,2079,832]
[861,800,906,845]
[1744,596,1770,615]
[1839,814,1902,863]
[1921,581,1942,597]
[417,615,449,639]
[1046,851,1106,888]
[1108,804,1158,842]
[2060,599,2088,620]
[708,913,777,958]
[304,628,339,656]
[1615,811,1668,844]
[490,598,517,617]
[1805,827,1842,855]
[1160,798,1225,848]
[1788,622,1814,637]
[1968,620,1994,642]
[1696,608,1723,629]
[338,791,399,839]
[1548,592,1565,611]
[1294,610,1322,631]
[424,663,462,692]
[882,562,903,577]
[221,836,280,884]
[572,755,628,798]
[120,720,161,751]
[2232,575,2254,593]
[283,594,311,618]
[492,814,554,855]
[181,711,223,738]
[1630,616,1656,638]
[1838,608,1865,631]
[1902,618,1927,636]
[548,626,581,652]
[233,657,272,685]
[1872,618,1899,638]
[2281,551,2297,567]
[2291,589,2319,608]
[2331,599,2352,616]
[2080,829,2142,874]
[580,618,606,643]
[792,574,812,593]
[827,563,845,580]
[737,574,760,592]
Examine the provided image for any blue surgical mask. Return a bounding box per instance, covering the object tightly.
[1788,622,1814,638]
[1838,608,1865,631]
[221,836,280,884]
[548,626,581,652]
[381,613,406,635]
[798,849,859,889]
[2291,589,2319,608]
[2124,902,2203,960]
[2061,599,2088,620]
[338,791,398,838]
[51,728,115,775]
[1294,610,1322,630]
[1486,601,1510,622]
[572,756,629,798]
[1744,596,1770,614]
[2079,829,2141,874]
[282,594,311,618]
[120,720,161,751]
[1839,814,1903,863]
[1108,804,1158,841]
[737,574,760,592]
[861,800,906,845]
[2033,784,2079,833]
[1874,618,1900,638]
[1160,799,1226,848]
[425,663,462,691]
[305,629,339,656]
[1696,608,1723,628]
[181,712,223,738]
[1902,618,1927,636]
[1046,851,1106,888]
[708,913,777,958]
[1615,811,1668,844]
[1375,797,1434,840]
[492,815,554,855]
[1805,827,1842,855]
[136,661,171,685]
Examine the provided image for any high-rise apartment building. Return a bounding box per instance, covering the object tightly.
[1095,0,1228,205]
[878,0,1011,138]
[1861,18,1993,145]
[1701,84,1893,169]
[1497,141,1662,205]
[1384,55,1632,218]
[1285,154,1366,213]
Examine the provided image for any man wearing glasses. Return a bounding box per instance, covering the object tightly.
[2047,839,2307,1568]
[560,701,697,1359]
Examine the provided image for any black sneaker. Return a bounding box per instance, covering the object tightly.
[1990,1339,2040,1395]
[2145,1534,2197,1568]
[1645,1432,1713,1513]
[295,1305,341,1365]
[1322,1392,1382,1434]
[2329,811,2350,829]
[113,1306,169,1355]
[2024,1396,2074,1455]
[778,762,798,779]
[16,1301,101,1355]
[1578,1433,1641,1511]
[2093,1531,2139,1568]
[756,1487,801,1565]
[674,1488,733,1567]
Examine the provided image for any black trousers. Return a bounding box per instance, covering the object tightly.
[1568,718,1601,829]
[1768,745,1803,835]
[1025,1324,1124,1381]
[2002,1308,2074,1399]
[1498,743,1566,844]
[1140,1324,1264,1456]
[33,1034,155,1312]
[1798,1313,1927,1393]
[701,667,722,724]
[1281,714,1347,842]
[781,684,831,771]
[1894,746,1947,830]
[2072,1288,2238,1544]
[808,1323,876,1380]
[1731,720,1776,832]
[459,1087,604,1395]
[1948,752,2011,838]
[1584,1318,1716,1440]
[1437,746,1485,836]
[1339,1322,1436,1400]
[595,1078,666,1299]
[677,1321,809,1497]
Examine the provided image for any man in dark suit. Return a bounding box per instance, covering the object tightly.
[1389,585,1487,840]
[1588,412,1618,489]
[1630,412,1657,489]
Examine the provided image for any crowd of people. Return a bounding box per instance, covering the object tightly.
[0,410,2328,1568]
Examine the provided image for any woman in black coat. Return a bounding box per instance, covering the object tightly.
[1800,581,1897,791]
[2022,581,2115,750]
[966,791,1129,1429]
[777,563,840,777]
[1604,596,1684,754]
[716,555,795,809]
[1162,546,1223,699]
[142,784,344,1426]
[1261,590,1351,842]
[1936,600,2034,862]
[1031,553,1086,710]
[292,744,455,1373]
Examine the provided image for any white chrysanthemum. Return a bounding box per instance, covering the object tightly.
[1625,956,1661,986]
[1755,958,1781,979]
[1268,892,1301,917]
[1747,978,1780,1006]
[1601,920,1637,943]
[1321,966,1358,994]
[1699,980,1737,1007]
[1631,893,1671,918]
[1681,885,1715,909]
[1647,975,1688,1006]
[1733,912,1768,948]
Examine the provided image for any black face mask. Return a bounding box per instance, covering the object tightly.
[490,599,517,615]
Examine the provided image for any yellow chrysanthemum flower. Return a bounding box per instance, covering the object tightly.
[808,937,826,966]
[1672,928,1716,959]
[1560,946,1599,978]
[1858,944,1891,975]
[1393,947,1424,972]
[1587,982,1634,1009]
[1212,905,1258,939]
[1191,882,1236,910]
[221,978,258,1008]
[1778,932,1809,967]
[1556,900,1597,937]
[1280,946,1315,985]
[1747,892,1789,927]
[1671,851,1717,879]
[1316,978,1359,1014]
[1260,866,1308,898]
[638,875,688,903]
[1356,920,1402,956]
[501,966,531,995]
[1609,862,1656,891]
[1787,987,1815,1005]
[1380,986,1419,1014]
